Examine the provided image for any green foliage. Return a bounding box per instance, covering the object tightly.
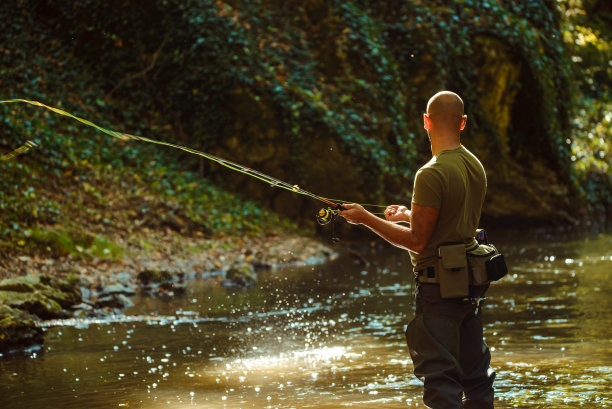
[28,227,124,260]
[0,148,297,253]
[366,0,574,166]
[557,0,612,206]
[0,1,303,254]
[0,0,610,248]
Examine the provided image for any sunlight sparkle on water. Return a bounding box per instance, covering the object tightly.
[231,346,355,371]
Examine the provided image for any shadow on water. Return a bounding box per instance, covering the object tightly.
[1,229,611,408]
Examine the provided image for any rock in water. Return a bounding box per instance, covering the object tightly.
[0,305,43,352]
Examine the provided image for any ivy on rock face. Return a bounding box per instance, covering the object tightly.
[0,0,610,242]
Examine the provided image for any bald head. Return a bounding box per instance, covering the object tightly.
[426,91,465,131]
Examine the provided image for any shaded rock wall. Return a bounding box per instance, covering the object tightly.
[3,0,587,225]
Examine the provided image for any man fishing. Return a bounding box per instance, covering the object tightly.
[339,91,495,409]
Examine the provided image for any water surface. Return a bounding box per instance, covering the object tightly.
[1,229,611,408]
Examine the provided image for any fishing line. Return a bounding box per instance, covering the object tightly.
[0,99,387,218]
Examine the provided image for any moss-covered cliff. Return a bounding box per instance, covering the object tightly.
[1,0,610,247]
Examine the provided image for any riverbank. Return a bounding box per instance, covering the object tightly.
[0,229,337,353]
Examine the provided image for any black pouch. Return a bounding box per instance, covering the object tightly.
[486,253,508,281]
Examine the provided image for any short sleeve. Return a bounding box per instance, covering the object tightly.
[412,167,442,208]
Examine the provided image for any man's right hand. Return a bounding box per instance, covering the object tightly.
[384,205,411,223]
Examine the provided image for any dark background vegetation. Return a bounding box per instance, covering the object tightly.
[1,0,610,255]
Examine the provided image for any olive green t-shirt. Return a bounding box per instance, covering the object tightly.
[410,145,486,266]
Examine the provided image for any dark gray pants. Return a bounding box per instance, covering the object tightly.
[406,284,495,409]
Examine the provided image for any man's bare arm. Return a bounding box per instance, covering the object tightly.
[339,203,439,253]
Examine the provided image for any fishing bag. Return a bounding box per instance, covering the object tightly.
[467,243,508,285]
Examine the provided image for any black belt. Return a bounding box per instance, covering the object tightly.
[415,266,436,279]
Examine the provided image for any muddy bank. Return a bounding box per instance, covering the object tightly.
[0,232,337,353]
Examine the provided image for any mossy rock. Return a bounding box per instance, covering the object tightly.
[0,275,81,317]
[95,293,133,309]
[222,265,257,288]
[0,290,64,319]
[29,228,124,260]
[54,274,82,300]
[0,305,43,352]
[0,274,52,292]
[137,269,174,284]
[0,279,37,293]
[40,285,80,309]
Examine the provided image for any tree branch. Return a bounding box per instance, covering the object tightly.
[105,37,167,101]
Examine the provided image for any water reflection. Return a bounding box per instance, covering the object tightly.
[0,231,611,408]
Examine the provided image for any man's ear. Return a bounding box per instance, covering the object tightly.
[460,115,467,131]
[423,114,431,130]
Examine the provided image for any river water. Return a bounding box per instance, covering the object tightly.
[1,229,611,408]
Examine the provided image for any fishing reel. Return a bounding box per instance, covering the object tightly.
[316,208,337,225]
[316,207,342,243]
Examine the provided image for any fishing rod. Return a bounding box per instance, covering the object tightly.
[0,139,38,161]
[0,99,384,236]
